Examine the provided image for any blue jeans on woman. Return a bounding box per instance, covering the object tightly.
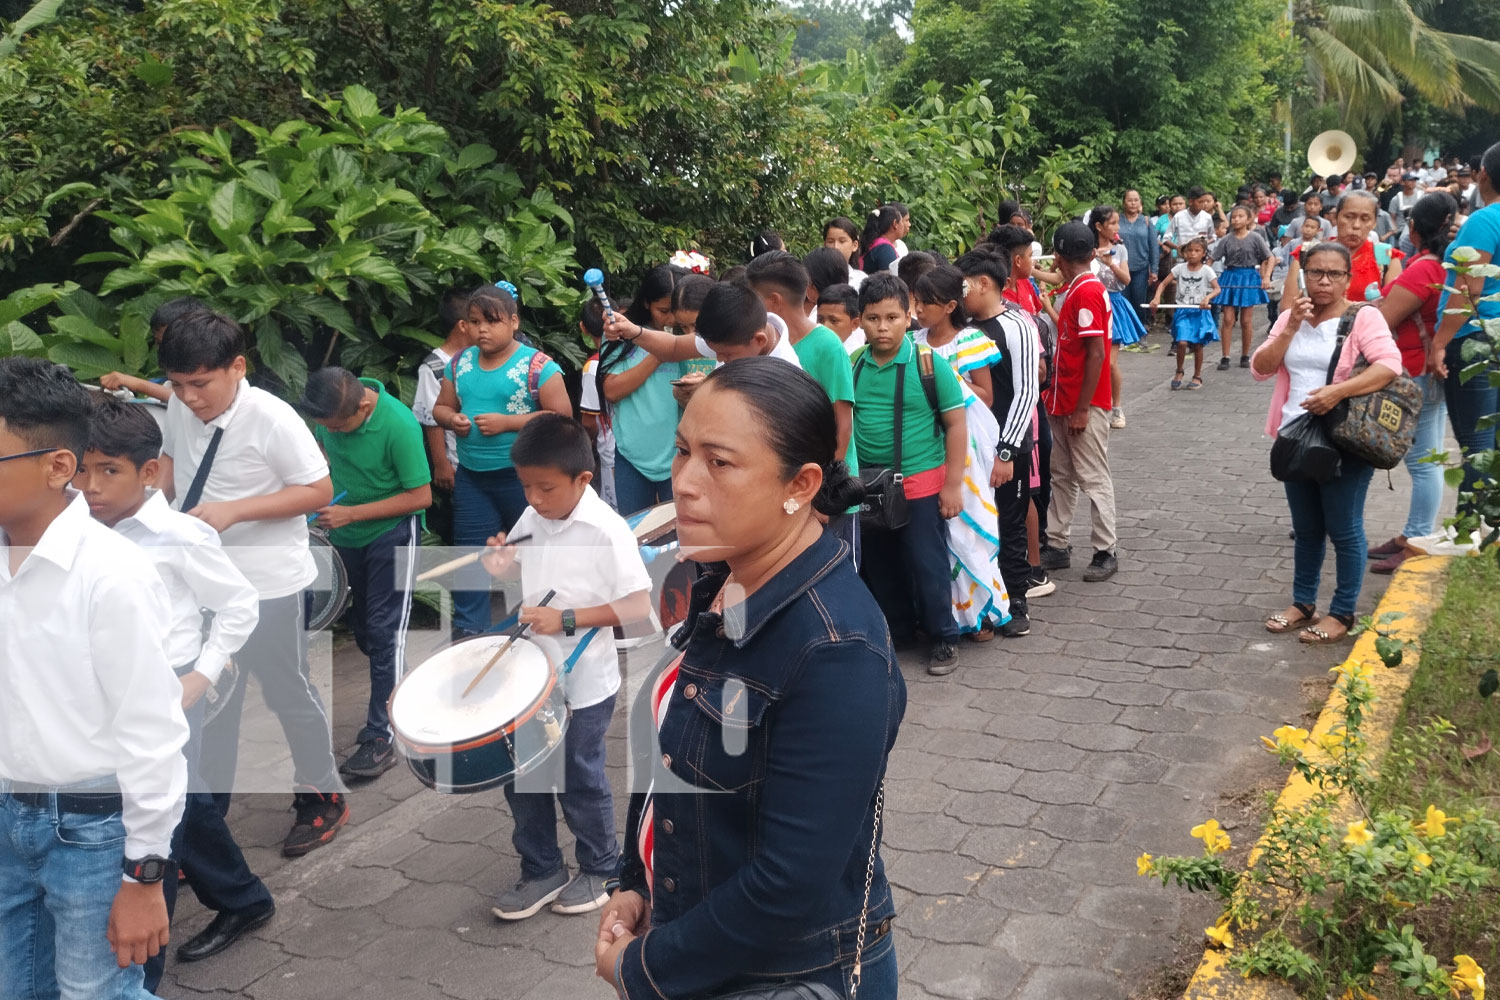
[1444,335,1499,502]
[1401,374,1449,538]
[1283,457,1375,619]
[452,464,528,636]
[612,453,672,517]
[0,792,155,1000]
[1126,267,1151,325]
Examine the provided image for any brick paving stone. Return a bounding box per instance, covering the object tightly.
[158,344,1436,1000]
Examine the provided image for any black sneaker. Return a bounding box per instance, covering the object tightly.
[282,789,349,858]
[339,737,396,781]
[1083,550,1119,582]
[1000,612,1031,638]
[1039,545,1072,571]
[1239,355,1250,369]
[1216,357,1231,371]
[927,641,958,676]
[1026,572,1056,598]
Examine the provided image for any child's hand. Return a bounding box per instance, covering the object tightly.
[602,313,637,342]
[990,460,1015,488]
[315,505,355,531]
[1198,301,1210,310]
[180,670,212,709]
[450,414,472,437]
[938,484,963,520]
[186,501,240,534]
[519,605,565,635]
[473,413,508,436]
[480,533,517,577]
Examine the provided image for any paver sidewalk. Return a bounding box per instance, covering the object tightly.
[159,338,1428,1000]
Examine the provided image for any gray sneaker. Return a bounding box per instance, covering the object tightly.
[491,869,569,921]
[551,873,613,915]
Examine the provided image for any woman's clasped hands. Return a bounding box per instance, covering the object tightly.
[594,889,650,991]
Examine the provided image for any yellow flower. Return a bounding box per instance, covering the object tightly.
[1316,731,1350,759]
[1331,659,1373,683]
[1416,804,1452,838]
[1414,852,1432,870]
[1136,853,1154,877]
[1204,921,1234,950]
[1343,820,1374,847]
[1191,819,1231,855]
[1454,954,1485,999]
[1338,988,1379,1000]
[1261,725,1311,754]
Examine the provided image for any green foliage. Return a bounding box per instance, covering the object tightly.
[783,0,910,67]
[7,87,580,397]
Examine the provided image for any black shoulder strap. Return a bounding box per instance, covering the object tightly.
[423,351,447,379]
[914,343,944,436]
[180,427,224,512]
[1325,303,1367,386]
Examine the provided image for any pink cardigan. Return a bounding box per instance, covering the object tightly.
[1251,306,1403,437]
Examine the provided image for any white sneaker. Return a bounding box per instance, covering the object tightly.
[1110,407,1127,429]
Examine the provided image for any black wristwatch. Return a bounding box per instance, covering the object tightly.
[561,609,577,637]
[123,855,171,884]
[997,446,1014,463]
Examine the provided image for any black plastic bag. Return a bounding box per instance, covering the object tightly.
[1270,413,1342,483]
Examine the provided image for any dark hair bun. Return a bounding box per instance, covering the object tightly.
[813,460,866,516]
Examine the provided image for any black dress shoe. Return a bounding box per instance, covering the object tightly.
[176,902,275,963]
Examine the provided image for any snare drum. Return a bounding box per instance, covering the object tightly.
[201,659,240,726]
[305,526,350,633]
[390,635,568,793]
[626,501,698,630]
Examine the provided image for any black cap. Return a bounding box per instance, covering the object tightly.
[1402,171,1421,181]
[1458,166,1473,176]
[1052,221,1095,261]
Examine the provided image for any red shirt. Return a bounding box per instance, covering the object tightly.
[1005,280,1043,315]
[1349,240,1403,303]
[1044,273,1112,415]
[1382,253,1444,376]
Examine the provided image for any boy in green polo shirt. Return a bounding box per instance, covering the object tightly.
[300,367,432,779]
[851,273,967,675]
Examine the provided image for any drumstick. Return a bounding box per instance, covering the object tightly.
[307,491,348,524]
[414,535,533,583]
[461,589,556,699]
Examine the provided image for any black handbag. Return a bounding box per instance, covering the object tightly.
[852,345,943,532]
[708,783,886,1000]
[1270,412,1341,483]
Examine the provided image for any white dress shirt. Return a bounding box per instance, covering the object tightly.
[0,493,188,858]
[161,381,329,599]
[114,490,260,682]
[509,487,652,710]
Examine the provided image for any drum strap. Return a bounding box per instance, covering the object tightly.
[562,628,600,674]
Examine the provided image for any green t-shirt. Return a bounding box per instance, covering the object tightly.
[611,345,682,482]
[792,324,859,477]
[851,336,964,476]
[313,379,431,549]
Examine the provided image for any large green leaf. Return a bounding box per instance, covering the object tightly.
[99,267,155,296]
[252,319,309,396]
[119,313,151,372]
[0,283,76,325]
[340,84,381,126]
[51,315,122,350]
[0,0,66,59]
[46,341,123,378]
[0,321,45,354]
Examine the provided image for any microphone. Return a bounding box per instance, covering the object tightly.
[583,268,616,319]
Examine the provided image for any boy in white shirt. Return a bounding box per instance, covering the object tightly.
[1168,185,1217,252]
[410,287,472,542]
[155,310,347,862]
[76,396,273,981]
[0,357,188,999]
[578,298,619,510]
[480,414,652,920]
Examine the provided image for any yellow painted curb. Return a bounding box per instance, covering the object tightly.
[1181,555,1453,1000]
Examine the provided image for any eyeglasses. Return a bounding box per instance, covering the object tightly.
[1304,269,1350,283]
[0,448,56,464]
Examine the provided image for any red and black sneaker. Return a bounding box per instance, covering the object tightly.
[282,788,349,858]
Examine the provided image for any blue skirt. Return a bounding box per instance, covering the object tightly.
[1217,267,1268,308]
[1107,291,1147,345]
[1172,307,1219,346]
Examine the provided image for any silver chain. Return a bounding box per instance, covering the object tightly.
[848,780,885,1000]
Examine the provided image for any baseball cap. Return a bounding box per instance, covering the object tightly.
[1052,221,1095,261]
[1402,171,1421,181]
[1457,166,1473,177]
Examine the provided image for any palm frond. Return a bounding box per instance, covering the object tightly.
[1323,0,1461,104]
[1437,31,1500,111]
[0,0,67,60]
[1302,25,1405,125]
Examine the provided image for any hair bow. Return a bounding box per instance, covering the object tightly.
[494,280,519,302]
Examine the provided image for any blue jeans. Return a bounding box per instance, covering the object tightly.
[452,465,529,635]
[335,516,420,743]
[1283,458,1375,618]
[858,493,960,643]
[1444,335,1499,503]
[1126,267,1151,324]
[504,695,619,880]
[1402,375,1448,538]
[0,794,155,1000]
[612,453,672,517]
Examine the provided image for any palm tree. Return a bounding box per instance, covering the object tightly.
[1297,0,1500,130]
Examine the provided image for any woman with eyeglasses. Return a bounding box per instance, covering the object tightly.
[1251,242,1403,645]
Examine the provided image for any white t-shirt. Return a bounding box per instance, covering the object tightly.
[842,327,867,355]
[1170,262,1216,306]
[1280,317,1342,430]
[411,346,457,470]
[1091,244,1128,293]
[578,356,616,467]
[693,313,805,369]
[161,382,329,599]
[1170,209,1215,248]
[509,487,652,709]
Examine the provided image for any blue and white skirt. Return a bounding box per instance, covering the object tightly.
[1217,266,1268,308]
[1172,307,1219,346]
[1107,291,1147,345]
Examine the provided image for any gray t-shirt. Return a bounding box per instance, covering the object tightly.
[1210,232,1271,270]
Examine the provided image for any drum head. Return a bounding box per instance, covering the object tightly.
[306,529,350,632]
[628,501,676,543]
[392,637,554,748]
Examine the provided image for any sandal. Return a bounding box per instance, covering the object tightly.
[1298,612,1355,645]
[1185,376,1204,390]
[1266,602,1317,634]
[1171,370,1184,390]
[968,623,996,643]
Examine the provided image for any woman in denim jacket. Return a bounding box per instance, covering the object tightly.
[594,357,906,999]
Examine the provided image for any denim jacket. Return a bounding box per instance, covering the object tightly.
[616,529,906,999]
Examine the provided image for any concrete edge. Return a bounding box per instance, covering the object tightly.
[1181,555,1454,1000]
